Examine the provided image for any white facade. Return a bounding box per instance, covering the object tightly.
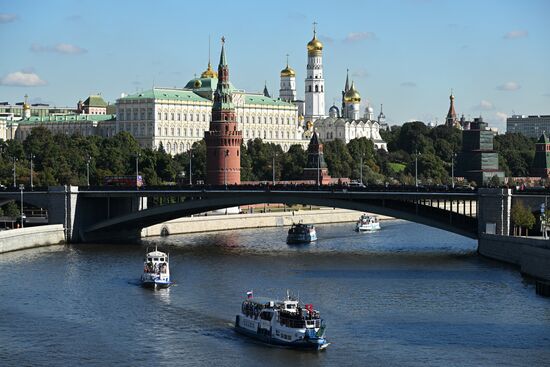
[279,75,296,102]
[314,116,388,151]
[116,86,308,155]
[506,114,550,138]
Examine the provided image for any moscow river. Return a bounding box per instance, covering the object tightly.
[1,220,549,366]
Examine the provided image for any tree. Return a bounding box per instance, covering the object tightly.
[324,139,352,178]
[511,201,536,236]
[281,144,307,180]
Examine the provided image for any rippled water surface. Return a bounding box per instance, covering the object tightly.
[1,220,549,366]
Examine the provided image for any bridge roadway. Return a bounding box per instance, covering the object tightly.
[0,185,486,242]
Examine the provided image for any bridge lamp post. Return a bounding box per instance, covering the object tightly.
[86,155,91,187]
[224,149,229,188]
[451,153,457,189]
[29,154,35,191]
[415,151,421,188]
[19,184,24,228]
[12,157,17,188]
[135,152,141,189]
[272,152,278,186]
[360,154,364,186]
[189,148,193,186]
[317,153,320,188]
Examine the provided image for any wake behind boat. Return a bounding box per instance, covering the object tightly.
[235,291,329,350]
[141,247,171,289]
[355,214,381,232]
[287,223,317,244]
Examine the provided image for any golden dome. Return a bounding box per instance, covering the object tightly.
[344,81,361,103]
[307,34,323,54]
[280,65,295,77]
[200,61,218,79]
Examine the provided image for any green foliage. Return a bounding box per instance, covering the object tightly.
[324,139,352,178]
[0,201,20,217]
[494,133,535,177]
[511,201,536,235]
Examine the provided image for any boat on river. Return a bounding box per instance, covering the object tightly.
[287,223,317,244]
[140,247,171,289]
[355,214,381,232]
[234,291,329,350]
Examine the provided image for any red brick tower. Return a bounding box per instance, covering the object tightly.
[205,37,243,185]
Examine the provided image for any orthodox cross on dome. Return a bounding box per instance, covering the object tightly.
[221,36,225,44]
[313,21,317,35]
[286,53,289,67]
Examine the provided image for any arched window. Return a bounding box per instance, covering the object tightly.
[308,85,312,92]
[315,85,319,92]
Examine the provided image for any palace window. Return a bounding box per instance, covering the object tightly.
[164,112,168,120]
[157,112,161,120]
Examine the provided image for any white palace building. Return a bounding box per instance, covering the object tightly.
[1,26,386,153]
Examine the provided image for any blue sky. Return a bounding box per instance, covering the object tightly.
[1,0,549,131]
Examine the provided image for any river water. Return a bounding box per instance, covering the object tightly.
[1,220,549,366]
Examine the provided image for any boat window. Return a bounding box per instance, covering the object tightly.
[286,304,294,309]
[147,258,152,262]
[160,258,164,261]
[154,258,159,261]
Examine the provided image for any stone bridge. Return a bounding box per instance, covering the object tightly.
[0,186,532,243]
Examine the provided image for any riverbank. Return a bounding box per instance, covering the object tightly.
[478,233,550,281]
[141,208,390,237]
[0,224,65,254]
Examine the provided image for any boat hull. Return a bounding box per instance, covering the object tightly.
[234,316,329,350]
[286,233,317,244]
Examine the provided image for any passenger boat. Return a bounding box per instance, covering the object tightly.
[287,223,317,244]
[234,291,329,350]
[140,247,171,288]
[355,214,381,232]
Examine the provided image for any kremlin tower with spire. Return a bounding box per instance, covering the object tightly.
[204,37,243,185]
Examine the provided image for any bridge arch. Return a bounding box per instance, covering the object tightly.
[84,191,477,241]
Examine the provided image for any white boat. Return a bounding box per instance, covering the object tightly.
[287,223,317,244]
[140,247,171,289]
[234,292,329,350]
[355,214,381,232]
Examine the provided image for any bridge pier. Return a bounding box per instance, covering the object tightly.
[477,188,511,236]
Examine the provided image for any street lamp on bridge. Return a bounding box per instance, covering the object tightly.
[135,152,141,190]
[86,155,91,187]
[415,151,421,188]
[224,149,229,187]
[12,157,17,188]
[451,152,457,189]
[188,148,193,186]
[19,184,25,228]
[29,154,35,190]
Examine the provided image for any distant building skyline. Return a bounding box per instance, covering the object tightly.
[1,0,549,132]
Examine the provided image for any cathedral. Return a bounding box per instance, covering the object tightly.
[309,69,387,150]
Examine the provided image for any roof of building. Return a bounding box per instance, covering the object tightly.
[17,114,115,125]
[243,94,294,107]
[83,95,108,108]
[121,88,211,103]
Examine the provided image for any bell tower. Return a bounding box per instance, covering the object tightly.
[304,22,325,123]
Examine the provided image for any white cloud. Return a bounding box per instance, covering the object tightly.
[0,13,17,23]
[31,43,87,54]
[0,71,47,86]
[497,81,521,91]
[503,30,528,39]
[473,99,495,111]
[400,81,417,87]
[319,35,334,44]
[351,69,369,78]
[344,32,377,43]
[495,112,508,122]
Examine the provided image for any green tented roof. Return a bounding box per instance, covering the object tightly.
[83,95,108,107]
[537,133,550,144]
[121,88,211,103]
[18,114,116,125]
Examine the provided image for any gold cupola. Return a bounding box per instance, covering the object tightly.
[280,63,295,77]
[200,61,218,79]
[307,26,323,54]
[344,81,361,103]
